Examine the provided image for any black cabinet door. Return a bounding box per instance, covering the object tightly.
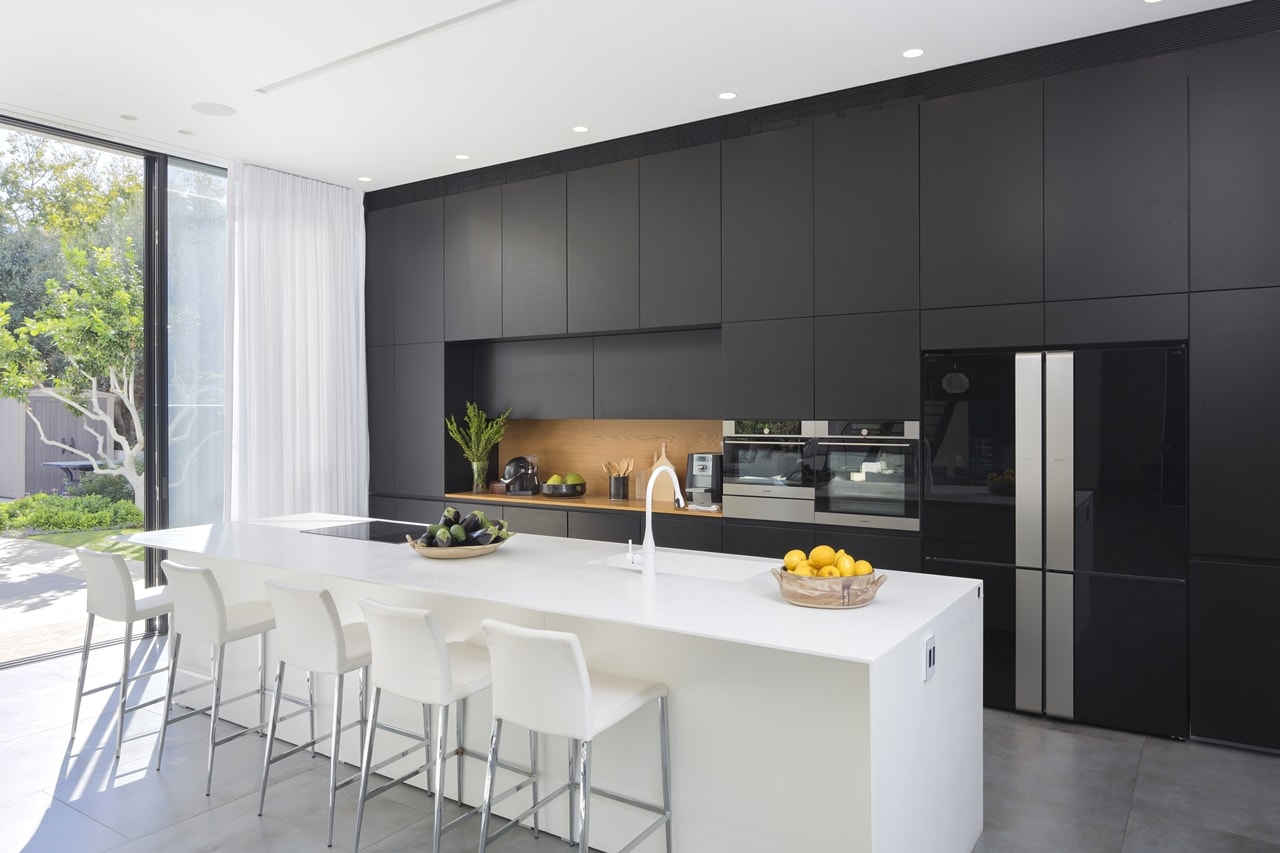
[594,329,721,419]
[814,104,919,315]
[369,495,397,521]
[392,498,445,524]
[1044,294,1188,347]
[394,342,444,497]
[503,174,566,338]
[639,143,721,328]
[504,506,567,537]
[473,337,594,419]
[568,512,642,544]
[1190,559,1280,750]
[814,310,919,420]
[1191,30,1280,292]
[652,515,723,553]
[365,208,395,347]
[721,318,814,419]
[919,304,1045,351]
[444,186,502,341]
[921,80,1043,309]
[814,527,922,573]
[393,199,446,344]
[568,160,639,333]
[1189,287,1280,559]
[1045,52,1188,301]
[722,521,811,560]
[722,126,814,322]
[367,345,395,496]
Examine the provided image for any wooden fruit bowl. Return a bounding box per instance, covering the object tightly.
[406,536,508,560]
[771,568,888,609]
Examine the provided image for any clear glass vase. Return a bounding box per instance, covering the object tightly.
[471,459,488,493]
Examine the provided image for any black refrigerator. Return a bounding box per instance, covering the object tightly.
[922,345,1188,738]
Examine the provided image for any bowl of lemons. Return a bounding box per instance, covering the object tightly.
[772,544,887,608]
[541,472,587,497]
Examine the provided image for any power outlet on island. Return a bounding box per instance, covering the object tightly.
[923,634,937,682]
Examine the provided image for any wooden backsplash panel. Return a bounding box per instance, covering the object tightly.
[498,419,721,493]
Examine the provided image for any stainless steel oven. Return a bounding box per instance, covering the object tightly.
[721,420,817,524]
[814,420,920,531]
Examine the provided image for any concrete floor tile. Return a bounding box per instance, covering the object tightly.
[0,790,128,853]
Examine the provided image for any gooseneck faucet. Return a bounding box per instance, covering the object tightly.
[641,464,686,577]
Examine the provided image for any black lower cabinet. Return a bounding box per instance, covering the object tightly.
[504,506,567,538]
[723,520,812,560]
[924,560,1015,711]
[653,516,722,553]
[568,512,642,544]
[814,527,922,572]
[393,498,445,524]
[370,496,397,521]
[1190,559,1280,750]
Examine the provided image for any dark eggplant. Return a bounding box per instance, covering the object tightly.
[470,526,498,545]
[434,527,454,547]
[460,511,488,534]
[415,530,436,547]
[440,506,462,527]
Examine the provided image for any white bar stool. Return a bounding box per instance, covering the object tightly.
[154,560,276,794]
[258,580,371,847]
[70,547,174,759]
[352,599,537,853]
[478,619,672,853]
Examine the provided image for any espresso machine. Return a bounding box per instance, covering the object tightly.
[685,452,723,506]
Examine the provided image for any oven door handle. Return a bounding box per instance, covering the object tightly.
[723,438,810,446]
[816,440,912,448]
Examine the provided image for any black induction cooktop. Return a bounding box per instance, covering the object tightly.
[301,520,427,544]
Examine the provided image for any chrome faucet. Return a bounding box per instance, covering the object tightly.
[641,464,686,576]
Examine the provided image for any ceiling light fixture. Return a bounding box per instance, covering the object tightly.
[120,114,139,121]
[1144,0,1163,4]
[455,154,470,160]
[358,177,372,182]
[572,126,589,133]
[191,102,237,117]
[718,92,737,100]
[903,48,925,58]
[177,129,194,136]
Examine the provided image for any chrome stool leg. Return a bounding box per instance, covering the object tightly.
[69,613,96,741]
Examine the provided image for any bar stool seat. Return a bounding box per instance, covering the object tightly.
[155,560,276,794]
[259,580,371,848]
[70,547,174,760]
[478,619,672,853]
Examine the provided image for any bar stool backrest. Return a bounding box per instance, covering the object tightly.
[481,619,592,740]
[358,598,453,705]
[160,560,228,643]
[264,581,347,673]
[78,547,139,622]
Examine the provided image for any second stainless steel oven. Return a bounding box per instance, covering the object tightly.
[721,420,817,524]
[813,420,921,531]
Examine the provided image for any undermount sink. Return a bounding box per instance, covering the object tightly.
[589,551,772,583]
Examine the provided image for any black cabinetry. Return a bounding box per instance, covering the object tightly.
[814,528,921,573]
[1191,30,1280,292]
[723,521,811,560]
[814,310,919,420]
[367,345,395,496]
[721,126,813,322]
[721,318,813,419]
[473,336,593,419]
[568,512,642,544]
[921,80,1043,309]
[1045,53,1187,301]
[503,174,566,338]
[639,143,721,328]
[394,343,445,496]
[814,104,919,315]
[653,515,722,553]
[504,506,567,538]
[444,187,503,341]
[568,160,639,333]
[365,208,395,347]
[594,329,721,419]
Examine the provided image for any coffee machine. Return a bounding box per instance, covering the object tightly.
[685,452,722,506]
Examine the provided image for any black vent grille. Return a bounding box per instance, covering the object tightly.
[368,0,1280,211]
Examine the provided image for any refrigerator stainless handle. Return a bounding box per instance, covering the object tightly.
[1015,353,1043,570]
[1044,351,1074,573]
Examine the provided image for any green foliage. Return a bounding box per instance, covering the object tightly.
[0,491,143,533]
[64,472,135,503]
[445,402,512,463]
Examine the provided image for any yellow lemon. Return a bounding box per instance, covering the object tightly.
[852,559,874,576]
[793,560,816,577]
[783,549,807,571]
[817,564,841,578]
[809,544,836,568]
[835,553,856,576]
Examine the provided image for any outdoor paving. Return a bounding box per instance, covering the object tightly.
[0,537,141,665]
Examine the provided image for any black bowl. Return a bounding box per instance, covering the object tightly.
[541,482,587,498]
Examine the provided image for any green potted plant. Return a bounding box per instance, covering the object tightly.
[445,402,512,492]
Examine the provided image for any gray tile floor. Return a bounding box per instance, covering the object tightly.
[2,639,1279,853]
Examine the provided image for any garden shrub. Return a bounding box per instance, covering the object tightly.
[0,492,143,533]
[65,472,135,504]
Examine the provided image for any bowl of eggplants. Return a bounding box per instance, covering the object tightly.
[407,507,515,559]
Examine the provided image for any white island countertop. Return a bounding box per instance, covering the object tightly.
[124,513,980,666]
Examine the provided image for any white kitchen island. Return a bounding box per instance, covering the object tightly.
[123,515,983,853]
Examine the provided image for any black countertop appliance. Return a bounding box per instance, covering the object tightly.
[501,456,539,495]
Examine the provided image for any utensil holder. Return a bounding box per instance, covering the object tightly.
[610,476,629,501]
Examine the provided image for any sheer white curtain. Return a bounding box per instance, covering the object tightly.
[227,164,368,520]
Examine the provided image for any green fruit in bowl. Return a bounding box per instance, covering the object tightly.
[564,473,585,485]
[545,474,564,485]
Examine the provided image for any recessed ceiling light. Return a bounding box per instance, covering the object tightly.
[572,126,589,133]
[177,129,195,136]
[903,48,925,59]
[357,177,372,182]
[191,102,237,117]
[1144,0,1163,4]
[455,154,470,160]
[718,92,737,100]
[120,114,140,122]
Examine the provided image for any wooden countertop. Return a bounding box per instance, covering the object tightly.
[443,490,722,518]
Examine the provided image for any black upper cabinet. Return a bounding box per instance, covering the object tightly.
[365,208,395,347]
[394,343,445,497]
[503,174,566,338]
[444,187,502,341]
[392,199,446,344]
[594,329,722,419]
[815,105,920,315]
[921,80,1043,309]
[367,345,395,495]
[920,304,1045,351]
[639,143,721,328]
[1189,287,1280,560]
[568,160,639,333]
[1191,30,1280,292]
[722,126,814,322]
[473,336,594,419]
[814,310,919,420]
[1045,53,1188,302]
[722,318,813,419]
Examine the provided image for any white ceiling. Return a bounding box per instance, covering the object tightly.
[1,0,1247,192]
